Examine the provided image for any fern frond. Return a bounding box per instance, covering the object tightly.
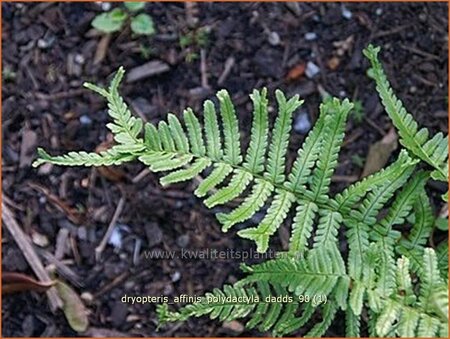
[203,169,253,208]
[167,113,190,153]
[157,281,315,337]
[364,45,448,183]
[345,308,361,337]
[285,105,326,193]
[217,90,242,165]
[238,190,295,253]
[288,202,318,255]
[374,171,428,236]
[203,99,223,160]
[264,90,303,184]
[33,146,137,167]
[183,108,206,156]
[335,150,418,213]
[243,89,269,173]
[304,303,338,338]
[399,188,434,249]
[313,210,342,247]
[418,248,444,315]
[216,179,273,232]
[346,222,370,281]
[85,67,145,148]
[160,158,211,186]
[240,245,346,299]
[194,163,233,197]
[310,98,353,202]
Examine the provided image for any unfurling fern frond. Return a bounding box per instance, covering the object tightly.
[364,45,448,195]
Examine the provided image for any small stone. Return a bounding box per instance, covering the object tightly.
[305,61,320,78]
[74,54,85,64]
[97,1,111,11]
[341,5,352,19]
[222,320,245,334]
[81,292,94,304]
[37,162,53,175]
[37,35,55,49]
[268,31,281,46]
[171,271,181,282]
[294,111,312,134]
[304,32,317,41]
[375,8,383,16]
[176,234,190,248]
[79,115,92,125]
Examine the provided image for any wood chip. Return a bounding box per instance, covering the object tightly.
[19,129,37,168]
[93,34,111,65]
[126,61,170,83]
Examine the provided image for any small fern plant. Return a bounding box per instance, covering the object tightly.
[33,45,448,337]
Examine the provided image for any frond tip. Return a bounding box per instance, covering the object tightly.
[363,44,448,184]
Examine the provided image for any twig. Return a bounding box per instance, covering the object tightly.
[38,249,84,288]
[95,196,126,261]
[218,56,235,85]
[200,49,209,89]
[34,88,85,101]
[93,271,129,298]
[132,168,151,183]
[399,44,441,61]
[2,201,63,311]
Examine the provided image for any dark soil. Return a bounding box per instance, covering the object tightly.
[2,2,448,337]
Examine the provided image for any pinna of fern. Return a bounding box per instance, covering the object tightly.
[364,44,448,201]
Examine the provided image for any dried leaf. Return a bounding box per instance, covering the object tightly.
[362,128,398,177]
[56,281,89,333]
[286,62,306,81]
[2,272,55,294]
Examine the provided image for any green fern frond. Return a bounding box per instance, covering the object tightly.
[33,67,419,255]
[364,45,448,184]
[157,281,314,337]
[33,51,448,337]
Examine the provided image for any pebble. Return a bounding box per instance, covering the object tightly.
[222,320,245,334]
[74,54,85,64]
[341,5,352,19]
[294,111,312,134]
[305,61,320,78]
[171,271,181,282]
[304,32,317,41]
[268,31,281,46]
[375,8,383,16]
[97,1,111,11]
[79,115,92,125]
[176,234,190,248]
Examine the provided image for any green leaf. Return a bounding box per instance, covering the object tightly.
[92,9,127,33]
[130,13,155,35]
[55,281,88,333]
[124,2,146,12]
